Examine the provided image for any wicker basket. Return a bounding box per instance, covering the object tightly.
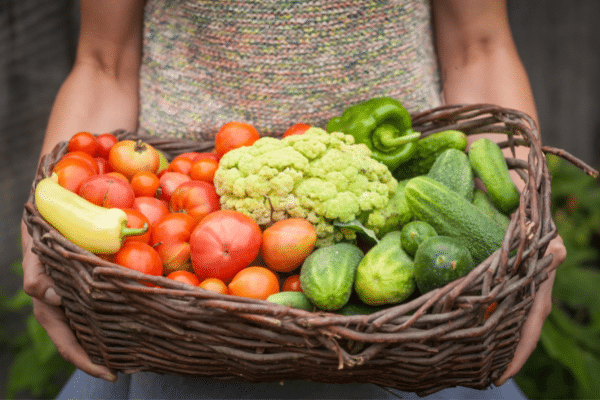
[22,104,599,396]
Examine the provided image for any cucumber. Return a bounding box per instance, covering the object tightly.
[405,176,506,265]
[394,130,468,179]
[468,138,520,214]
[414,235,475,294]
[267,292,315,312]
[400,221,438,257]
[427,148,474,202]
[337,303,384,316]
[472,189,511,231]
[299,243,364,311]
[373,178,413,237]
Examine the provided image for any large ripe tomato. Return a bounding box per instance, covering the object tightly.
[132,196,170,227]
[61,151,100,174]
[151,212,197,246]
[52,158,97,193]
[228,266,280,300]
[95,133,119,159]
[122,208,152,244]
[158,172,191,203]
[113,242,163,287]
[190,210,262,282]
[282,123,311,138]
[169,180,221,224]
[214,122,260,158]
[68,131,98,156]
[78,174,135,209]
[260,218,316,272]
[189,158,219,183]
[108,139,160,179]
[130,171,161,198]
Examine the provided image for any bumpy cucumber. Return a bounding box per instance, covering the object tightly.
[394,130,467,179]
[472,189,511,231]
[405,176,506,265]
[468,138,520,214]
[427,148,474,202]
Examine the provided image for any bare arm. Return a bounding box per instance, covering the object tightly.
[432,0,565,387]
[21,0,146,381]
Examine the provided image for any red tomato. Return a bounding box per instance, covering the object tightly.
[122,209,152,244]
[52,158,97,193]
[95,157,110,174]
[176,152,220,163]
[282,123,311,138]
[113,242,163,287]
[130,171,161,198]
[189,158,219,183]
[282,274,302,292]
[68,131,98,156]
[61,151,99,174]
[214,122,260,158]
[166,270,200,286]
[151,213,197,246]
[78,174,135,209]
[169,181,221,224]
[108,139,160,179]
[190,210,262,282]
[156,242,192,274]
[132,196,170,227]
[158,172,191,203]
[96,133,119,159]
[260,218,316,272]
[105,171,129,182]
[167,155,194,175]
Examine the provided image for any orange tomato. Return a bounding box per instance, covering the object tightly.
[68,131,98,156]
[199,278,230,295]
[260,218,317,272]
[189,158,219,183]
[282,123,311,138]
[61,151,100,174]
[166,270,201,286]
[282,274,302,292]
[130,171,161,198]
[214,122,260,158]
[113,242,163,287]
[167,155,195,175]
[108,139,160,179]
[52,158,97,193]
[228,266,280,300]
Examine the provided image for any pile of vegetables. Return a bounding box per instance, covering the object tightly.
[34,97,524,315]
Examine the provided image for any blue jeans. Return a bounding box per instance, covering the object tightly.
[56,369,527,399]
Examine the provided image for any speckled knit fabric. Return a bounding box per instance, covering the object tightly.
[138,0,442,141]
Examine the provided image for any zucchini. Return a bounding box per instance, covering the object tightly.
[427,148,474,202]
[468,138,520,214]
[405,176,506,265]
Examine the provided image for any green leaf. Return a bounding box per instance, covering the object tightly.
[334,219,380,244]
[26,314,58,364]
[1,288,32,311]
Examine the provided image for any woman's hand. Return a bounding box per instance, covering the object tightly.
[493,235,566,386]
[21,225,117,382]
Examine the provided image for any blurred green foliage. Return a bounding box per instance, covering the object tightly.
[515,154,600,399]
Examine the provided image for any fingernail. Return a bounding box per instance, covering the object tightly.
[44,287,61,306]
[101,373,118,382]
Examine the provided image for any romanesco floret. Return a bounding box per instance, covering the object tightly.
[213,127,398,247]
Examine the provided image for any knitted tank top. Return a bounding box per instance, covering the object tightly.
[138,0,442,141]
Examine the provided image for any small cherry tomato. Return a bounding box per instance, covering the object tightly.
[132,196,170,227]
[95,133,119,159]
[78,174,135,209]
[260,218,317,272]
[130,171,161,198]
[189,158,219,183]
[228,266,280,300]
[52,158,97,193]
[166,270,200,286]
[108,139,160,179]
[169,180,221,224]
[214,121,260,158]
[167,155,195,175]
[61,151,99,174]
[113,242,163,287]
[199,278,229,295]
[122,208,152,244]
[282,274,302,292]
[68,131,99,156]
[282,123,311,138]
[158,172,191,203]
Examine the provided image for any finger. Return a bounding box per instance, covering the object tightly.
[22,244,61,306]
[33,298,117,382]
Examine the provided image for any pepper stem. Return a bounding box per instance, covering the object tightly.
[121,223,149,238]
[373,124,421,150]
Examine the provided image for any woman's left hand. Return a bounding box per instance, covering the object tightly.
[493,234,566,386]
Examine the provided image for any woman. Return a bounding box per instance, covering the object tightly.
[21,0,565,398]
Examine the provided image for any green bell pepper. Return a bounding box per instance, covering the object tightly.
[326,97,421,171]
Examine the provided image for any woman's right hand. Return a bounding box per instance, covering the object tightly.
[21,223,117,382]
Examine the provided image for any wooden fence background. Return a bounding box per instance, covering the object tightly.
[1,0,599,396]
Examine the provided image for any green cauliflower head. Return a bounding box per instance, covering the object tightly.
[214,127,398,247]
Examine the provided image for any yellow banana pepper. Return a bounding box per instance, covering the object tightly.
[34,173,147,254]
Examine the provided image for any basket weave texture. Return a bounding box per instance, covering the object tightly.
[22,104,598,396]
